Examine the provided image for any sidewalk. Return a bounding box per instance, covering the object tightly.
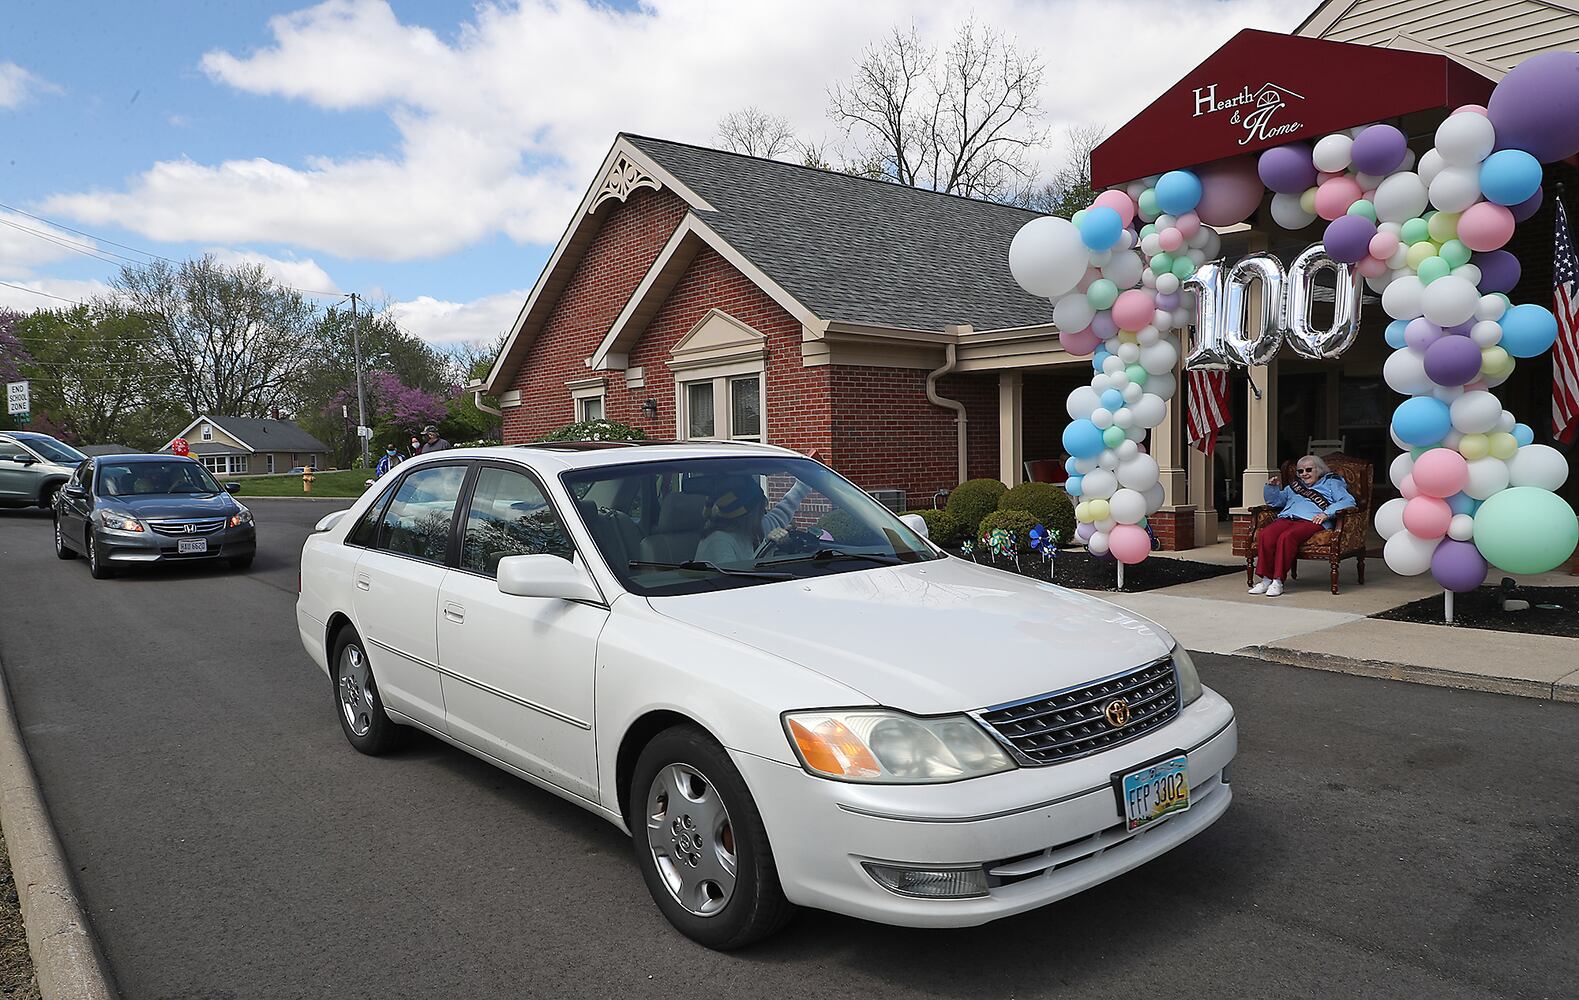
[1081,554,1579,702]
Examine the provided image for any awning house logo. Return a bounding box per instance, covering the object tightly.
[1191,82,1306,145]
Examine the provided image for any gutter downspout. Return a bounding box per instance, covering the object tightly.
[926,324,972,485]
[471,389,502,419]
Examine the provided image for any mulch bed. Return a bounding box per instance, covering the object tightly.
[1371,584,1579,638]
[943,547,1240,593]
[0,824,41,1000]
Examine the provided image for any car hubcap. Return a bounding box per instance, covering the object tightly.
[338,644,373,737]
[646,763,736,917]
[54,519,61,551]
[87,534,97,570]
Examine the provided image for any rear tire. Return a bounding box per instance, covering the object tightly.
[86,530,114,579]
[53,516,76,560]
[332,630,403,755]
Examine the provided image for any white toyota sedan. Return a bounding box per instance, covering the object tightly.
[296,441,1236,948]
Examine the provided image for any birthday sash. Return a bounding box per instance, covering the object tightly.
[1289,477,1332,511]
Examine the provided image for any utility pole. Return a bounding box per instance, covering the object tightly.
[349,292,370,468]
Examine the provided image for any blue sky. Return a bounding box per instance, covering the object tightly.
[0,0,1308,344]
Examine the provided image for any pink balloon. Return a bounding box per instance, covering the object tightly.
[1092,189,1136,227]
[1314,176,1363,221]
[1403,495,1452,539]
[1158,227,1183,252]
[1455,104,1490,117]
[1357,256,1388,278]
[1112,288,1157,331]
[1400,474,1420,500]
[1457,202,1516,252]
[1318,170,1342,184]
[1175,212,1201,240]
[1109,523,1152,564]
[1194,155,1265,227]
[1059,328,1100,356]
[1369,231,1400,259]
[1411,447,1469,497]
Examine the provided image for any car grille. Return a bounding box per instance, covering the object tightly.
[977,657,1180,766]
[146,517,228,537]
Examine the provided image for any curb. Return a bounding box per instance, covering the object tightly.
[0,658,117,1000]
[1240,644,1576,702]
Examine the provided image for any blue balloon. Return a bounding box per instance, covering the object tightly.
[1100,388,1125,411]
[1092,348,1112,371]
[1065,475,1083,497]
[1154,170,1202,215]
[1064,456,1081,476]
[1384,319,1409,350]
[1079,206,1123,251]
[1513,422,1535,447]
[1479,149,1543,207]
[1392,396,1453,447]
[1062,419,1106,459]
[1447,491,1478,516]
[1499,303,1558,358]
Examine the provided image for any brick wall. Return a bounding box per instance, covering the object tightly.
[1148,508,1195,552]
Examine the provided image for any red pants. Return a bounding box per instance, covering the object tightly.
[1256,518,1323,581]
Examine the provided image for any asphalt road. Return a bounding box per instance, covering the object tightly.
[1,500,1576,1000]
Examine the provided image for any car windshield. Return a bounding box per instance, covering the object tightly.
[561,455,938,596]
[16,435,86,465]
[96,461,225,497]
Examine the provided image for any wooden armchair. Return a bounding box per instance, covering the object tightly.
[1245,452,1374,594]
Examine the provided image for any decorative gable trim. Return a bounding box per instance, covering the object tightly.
[666,309,768,374]
[590,152,661,213]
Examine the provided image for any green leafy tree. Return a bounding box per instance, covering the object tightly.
[9,303,169,445]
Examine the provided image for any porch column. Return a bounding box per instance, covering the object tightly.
[1187,441,1218,545]
[1233,358,1279,555]
[1149,343,1194,550]
[998,371,1024,486]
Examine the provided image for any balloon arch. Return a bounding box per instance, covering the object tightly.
[1009,51,1579,589]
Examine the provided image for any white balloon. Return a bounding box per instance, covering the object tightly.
[1201,230,1221,259]
[1142,483,1166,512]
[1390,425,1409,450]
[1109,488,1147,524]
[1117,452,1160,491]
[1091,407,1114,429]
[1074,457,1097,475]
[1434,111,1496,166]
[1087,529,1110,555]
[1125,425,1146,443]
[1421,275,1479,327]
[1066,385,1100,420]
[1367,272,1395,295]
[1355,170,1387,191]
[1313,133,1354,173]
[1496,410,1516,433]
[1098,449,1119,470]
[1139,339,1178,375]
[1115,229,1135,251]
[1373,172,1429,224]
[1384,348,1435,395]
[1090,373,1113,394]
[1054,293,1096,333]
[1384,531,1437,575]
[1450,390,1502,434]
[1102,355,1124,374]
[1382,275,1425,320]
[1109,368,1131,388]
[1116,439,1139,461]
[1417,147,1446,186]
[1483,365,1514,388]
[1464,456,1510,500]
[1130,393,1167,428]
[1450,263,1482,288]
[1507,444,1570,490]
[1475,295,1507,322]
[1443,429,1463,451]
[1081,468,1117,499]
[1389,453,1415,488]
[1089,249,1113,267]
[1140,233,1163,257]
[1122,381,1144,404]
[1136,325,1160,346]
[1470,320,1503,347]
[1010,216,1089,297]
[1141,270,1158,288]
[1270,191,1317,229]
[1375,496,1408,539]
[1429,166,1482,213]
[1387,245,1410,270]
[1433,384,1466,403]
[1448,513,1475,541]
[1146,371,1177,400]
[1154,308,1174,330]
[1103,250,1144,289]
[1126,181,1148,200]
[1113,407,1135,429]
[1117,342,1141,363]
[1155,272,1181,294]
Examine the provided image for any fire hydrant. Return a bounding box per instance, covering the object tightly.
[303,468,316,493]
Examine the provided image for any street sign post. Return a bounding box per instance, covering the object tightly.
[6,381,29,426]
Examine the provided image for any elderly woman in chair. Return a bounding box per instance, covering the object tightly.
[1249,454,1356,598]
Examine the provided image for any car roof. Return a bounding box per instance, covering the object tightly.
[93,454,197,464]
[400,440,802,473]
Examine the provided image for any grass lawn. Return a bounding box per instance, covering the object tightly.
[232,469,373,498]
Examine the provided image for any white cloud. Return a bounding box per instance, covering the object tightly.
[389,288,528,345]
[0,62,56,110]
[0,277,114,313]
[203,247,340,295]
[0,211,97,276]
[38,0,1309,262]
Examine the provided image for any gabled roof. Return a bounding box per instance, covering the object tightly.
[164,416,328,454]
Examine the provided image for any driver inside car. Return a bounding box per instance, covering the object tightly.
[695,473,812,566]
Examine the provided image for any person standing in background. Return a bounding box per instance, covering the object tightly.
[418,425,450,454]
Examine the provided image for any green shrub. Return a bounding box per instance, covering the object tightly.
[944,478,1007,536]
[977,509,1039,550]
[905,509,966,547]
[998,482,1076,546]
[816,509,883,546]
[536,419,646,442]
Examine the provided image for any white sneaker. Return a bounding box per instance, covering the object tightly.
[1265,580,1284,598]
[1248,578,1270,595]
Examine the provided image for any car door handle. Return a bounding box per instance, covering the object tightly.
[443,603,465,624]
[356,573,371,591]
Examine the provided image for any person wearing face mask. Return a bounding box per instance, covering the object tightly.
[1249,453,1356,598]
[375,444,404,480]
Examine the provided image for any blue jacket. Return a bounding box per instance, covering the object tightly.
[1264,473,1356,529]
[375,452,404,479]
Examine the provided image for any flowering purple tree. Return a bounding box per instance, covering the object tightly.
[326,370,447,454]
[0,309,32,384]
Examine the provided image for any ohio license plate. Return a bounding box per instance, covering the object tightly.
[1118,754,1190,832]
[177,538,208,554]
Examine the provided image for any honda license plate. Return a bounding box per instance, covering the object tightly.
[1117,753,1190,832]
[177,538,208,554]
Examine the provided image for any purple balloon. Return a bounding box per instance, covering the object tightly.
[1090,310,1118,338]
[1510,186,1543,223]
[1323,214,1377,264]
[1405,318,1444,352]
[1489,50,1579,163]
[1351,124,1407,175]
[1446,320,1474,337]
[1472,250,1521,294]
[1075,522,1095,542]
[1155,291,1180,310]
[1424,335,1484,386]
[1258,142,1317,194]
[1431,538,1488,593]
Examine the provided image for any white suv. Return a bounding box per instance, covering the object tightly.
[296,442,1236,948]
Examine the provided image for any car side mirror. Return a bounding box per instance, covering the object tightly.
[899,513,929,539]
[496,554,602,602]
[314,509,350,533]
[225,482,240,493]
[7,454,34,466]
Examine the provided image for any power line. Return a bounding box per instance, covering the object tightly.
[0,217,148,269]
[0,201,179,265]
[0,281,86,306]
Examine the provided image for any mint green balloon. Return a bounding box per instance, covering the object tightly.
[1411,446,1429,459]
[1072,209,1088,226]
[1401,218,1431,245]
[1150,252,1174,276]
[1125,363,1148,387]
[1138,189,1159,219]
[1439,239,1471,268]
[1086,278,1118,311]
[1346,199,1376,221]
[1474,487,1579,574]
[1102,425,1127,448]
[1170,256,1195,279]
[1139,223,1158,240]
[1417,256,1451,285]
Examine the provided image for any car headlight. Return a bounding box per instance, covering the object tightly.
[229,508,253,528]
[98,510,145,533]
[1173,644,1203,706]
[784,709,1016,783]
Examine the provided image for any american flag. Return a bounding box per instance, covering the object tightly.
[1554,197,1579,446]
[1186,368,1232,453]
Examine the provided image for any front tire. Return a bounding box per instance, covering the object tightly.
[86,530,113,579]
[54,516,76,560]
[630,726,794,949]
[332,630,403,755]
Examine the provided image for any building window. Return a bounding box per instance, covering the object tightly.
[200,423,213,441]
[685,381,715,438]
[267,455,275,474]
[729,376,761,441]
[231,456,247,475]
[678,372,764,442]
[576,394,605,423]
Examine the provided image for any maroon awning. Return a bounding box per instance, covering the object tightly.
[1091,29,1496,188]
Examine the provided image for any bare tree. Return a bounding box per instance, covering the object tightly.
[717,106,799,159]
[828,19,1046,200]
[1019,123,1106,218]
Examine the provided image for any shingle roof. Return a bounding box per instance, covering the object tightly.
[209,417,328,454]
[625,135,1052,333]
